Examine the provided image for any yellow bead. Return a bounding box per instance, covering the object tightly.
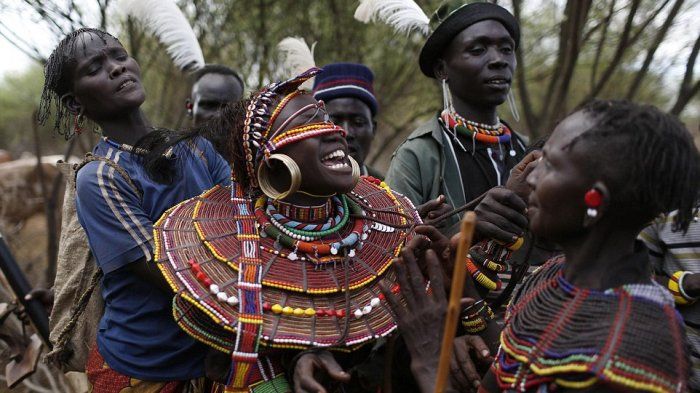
[293,308,304,316]
[508,237,524,251]
[304,308,316,317]
[271,304,283,314]
[282,306,294,315]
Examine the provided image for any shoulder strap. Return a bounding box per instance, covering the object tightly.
[74,153,142,199]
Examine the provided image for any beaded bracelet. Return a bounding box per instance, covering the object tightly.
[460,300,495,333]
[668,271,697,305]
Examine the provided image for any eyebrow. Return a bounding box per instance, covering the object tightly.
[77,47,125,68]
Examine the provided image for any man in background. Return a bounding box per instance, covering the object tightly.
[313,62,382,179]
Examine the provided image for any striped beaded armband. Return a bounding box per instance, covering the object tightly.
[460,300,495,334]
[669,271,696,305]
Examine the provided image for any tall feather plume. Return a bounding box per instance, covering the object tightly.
[354,0,430,36]
[278,37,317,90]
[119,0,205,72]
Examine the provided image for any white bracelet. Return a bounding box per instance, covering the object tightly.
[678,271,698,301]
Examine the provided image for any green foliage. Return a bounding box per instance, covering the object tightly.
[0,65,45,154]
[0,0,697,167]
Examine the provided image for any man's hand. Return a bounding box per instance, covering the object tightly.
[474,187,527,243]
[417,195,453,224]
[505,150,541,201]
[293,350,350,393]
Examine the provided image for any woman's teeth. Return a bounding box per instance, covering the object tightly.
[321,149,345,162]
[321,149,349,169]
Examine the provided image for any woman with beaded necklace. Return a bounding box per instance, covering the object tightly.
[38,28,231,391]
[382,100,698,392]
[151,68,421,392]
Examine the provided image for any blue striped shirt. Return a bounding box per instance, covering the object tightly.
[76,137,230,380]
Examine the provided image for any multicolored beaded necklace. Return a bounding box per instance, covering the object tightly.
[495,257,688,393]
[440,110,517,157]
[254,195,369,262]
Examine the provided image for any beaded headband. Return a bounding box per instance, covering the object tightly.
[241,67,345,190]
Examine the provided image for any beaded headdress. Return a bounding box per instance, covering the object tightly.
[240,67,345,190]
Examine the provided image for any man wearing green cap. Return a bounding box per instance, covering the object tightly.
[384,1,527,237]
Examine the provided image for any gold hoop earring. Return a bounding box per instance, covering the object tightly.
[349,156,360,186]
[257,154,302,200]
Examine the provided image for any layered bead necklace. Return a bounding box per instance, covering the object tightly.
[440,110,516,157]
[254,195,369,263]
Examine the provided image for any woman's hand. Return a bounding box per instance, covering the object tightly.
[382,247,446,393]
[293,350,350,393]
[449,335,494,392]
[474,187,527,243]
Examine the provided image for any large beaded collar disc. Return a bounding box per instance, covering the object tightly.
[153,68,422,389]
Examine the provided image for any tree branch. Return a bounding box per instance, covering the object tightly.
[670,32,700,115]
[590,0,617,89]
[626,0,684,100]
[512,0,537,134]
[587,0,642,98]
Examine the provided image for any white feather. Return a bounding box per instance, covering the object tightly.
[119,0,204,72]
[278,37,317,90]
[354,0,430,36]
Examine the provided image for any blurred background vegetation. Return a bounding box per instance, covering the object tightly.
[0,0,697,170]
[0,1,697,390]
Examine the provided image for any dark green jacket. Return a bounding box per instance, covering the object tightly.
[386,117,467,235]
[386,116,525,236]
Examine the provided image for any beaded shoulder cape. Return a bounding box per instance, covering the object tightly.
[494,257,689,393]
[153,176,419,353]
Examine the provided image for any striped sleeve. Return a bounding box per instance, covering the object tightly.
[75,155,153,274]
[639,219,665,273]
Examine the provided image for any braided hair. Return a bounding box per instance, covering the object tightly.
[136,96,250,185]
[568,99,700,232]
[38,28,121,138]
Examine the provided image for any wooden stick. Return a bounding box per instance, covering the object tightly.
[434,211,477,393]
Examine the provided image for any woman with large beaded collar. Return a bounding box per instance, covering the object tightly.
[153,68,421,392]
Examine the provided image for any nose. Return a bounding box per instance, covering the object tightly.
[487,48,508,69]
[341,121,355,137]
[109,61,127,79]
[526,158,541,190]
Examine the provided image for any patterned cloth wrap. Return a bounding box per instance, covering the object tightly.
[494,257,690,393]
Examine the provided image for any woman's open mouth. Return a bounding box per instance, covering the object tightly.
[117,78,137,92]
[320,149,349,170]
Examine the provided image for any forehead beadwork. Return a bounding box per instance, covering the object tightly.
[240,67,327,189]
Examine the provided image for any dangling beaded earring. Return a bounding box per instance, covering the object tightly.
[73,111,85,135]
[506,88,520,123]
[441,78,454,116]
[584,188,603,218]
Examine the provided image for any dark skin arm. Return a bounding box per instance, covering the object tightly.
[381,233,500,393]
[682,273,700,297]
